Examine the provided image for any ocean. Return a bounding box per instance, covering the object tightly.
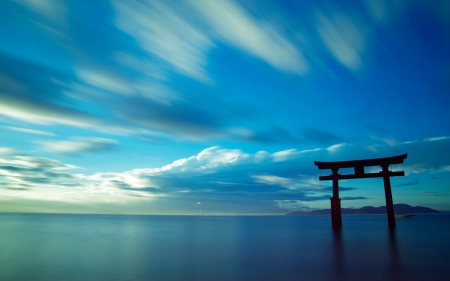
[0,213,449,281]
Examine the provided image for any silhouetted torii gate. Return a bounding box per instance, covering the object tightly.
[314,154,407,228]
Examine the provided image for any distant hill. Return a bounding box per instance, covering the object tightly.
[286,204,440,216]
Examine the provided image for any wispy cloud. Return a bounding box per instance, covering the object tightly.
[2,126,55,136]
[0,92,102,128]
[396,179,420,187]
[421,192,450,197]
[0,148,80,190]
[188,0,308,74]
[113,0,308,80]
[316,10,367,71]
[19,0,67,23]
[77,68,133,95]
[0,147,159,205]
[36,137,119,156]
[112,0,213,82]
[341,196,369,200]
[252,174,296,188]
[275,200,321,211]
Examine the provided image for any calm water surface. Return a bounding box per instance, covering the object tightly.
[0,213,449,281]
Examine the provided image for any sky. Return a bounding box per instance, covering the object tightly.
[0,0,449,215]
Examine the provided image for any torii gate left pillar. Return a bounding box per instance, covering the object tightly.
[314,154,407,228]
[330,168,342,227]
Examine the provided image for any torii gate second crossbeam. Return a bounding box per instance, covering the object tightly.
[314,154,407,228]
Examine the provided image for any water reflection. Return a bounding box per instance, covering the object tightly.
[330,226,404,281]
[332,228,346,281]
[388,227,403,281]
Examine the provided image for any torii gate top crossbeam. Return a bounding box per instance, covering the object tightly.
[314,154,407,181]
[314,153,407,170]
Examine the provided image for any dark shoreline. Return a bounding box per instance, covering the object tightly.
[286,203,440,216]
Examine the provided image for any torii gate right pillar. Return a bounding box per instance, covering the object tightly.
[382,164,396,227]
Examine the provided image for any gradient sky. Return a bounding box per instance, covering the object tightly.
[1,0,449,214]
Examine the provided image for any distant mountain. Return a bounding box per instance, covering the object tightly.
[286,204,440,216]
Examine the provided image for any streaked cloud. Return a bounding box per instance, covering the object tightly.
[396,179,420,187]
[112,0,213,82]
[188,0,308,74]
[317,10,367,71]
[275,200,321,211]
[326,143,347,153]
[77,68,132,95]
[113,0,309,81]
[421,192,450,197]
[0,148,80,190]
[2,126,55,136]
[341,196,369,200]
[0,92,101,128]
[252,174,295,188]
[0,147,158,205]
[36,137,119,156]
[301,128,342,144]
[18,0,67,23]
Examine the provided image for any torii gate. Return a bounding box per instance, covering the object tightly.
[314,154,407,228]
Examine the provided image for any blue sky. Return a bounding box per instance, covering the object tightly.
[0,0,449,214]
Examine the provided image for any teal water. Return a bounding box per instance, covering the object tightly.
[0,213,449,281]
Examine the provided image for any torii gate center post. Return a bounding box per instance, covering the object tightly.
[314,154,407,228]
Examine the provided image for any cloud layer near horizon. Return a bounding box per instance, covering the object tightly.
[2,136,450,213]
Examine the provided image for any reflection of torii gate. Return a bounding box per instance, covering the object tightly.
[314,154,407,228]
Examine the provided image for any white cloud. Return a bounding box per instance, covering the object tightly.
[188,0,308,74]
[424,136,450,142]
[17,0,67,23]
[87,171,156,189]
[271,149,300,162]
[0,148,81,190]
[252,174,293,188]
[317,11,367,71]
[112,0,308,81]
[0,154,79,170]
[196,146,248,165]
[0,147,16,155]
[130,146,255,175]
[0,93,101,128]
[0,147,160,205]
[77,69,132,95]
[36,137,119,155]
[326,143,346,152]
[85,145,330,195]
[271,148,322,162]
[112,0,213,82]
[274,200,316,211]
[3,126,55,136]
